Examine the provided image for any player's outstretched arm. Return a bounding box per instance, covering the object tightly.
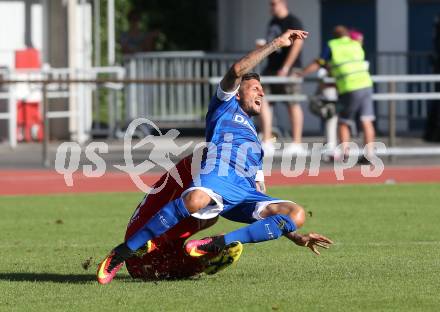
[220,29,308,92]
[285,232,333,255]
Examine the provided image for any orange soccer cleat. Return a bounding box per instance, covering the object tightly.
[96,242,137,285]
[96,250,125,285]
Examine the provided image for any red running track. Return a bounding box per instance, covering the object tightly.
[1,166,440,196]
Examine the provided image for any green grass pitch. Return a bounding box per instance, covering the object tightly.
[0,183,439,311]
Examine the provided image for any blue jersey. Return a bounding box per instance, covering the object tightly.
[187,85,281,218]
[201,85,263,188]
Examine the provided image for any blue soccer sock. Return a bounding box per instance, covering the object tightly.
[224,214,297,245]
[126,197,190,251]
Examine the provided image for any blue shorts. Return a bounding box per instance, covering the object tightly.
[185,173,290,221]
[221,202,266,224]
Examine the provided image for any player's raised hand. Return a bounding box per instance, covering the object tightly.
[276,30,308,48]
[303,232,333,255]
[291,232,333,255]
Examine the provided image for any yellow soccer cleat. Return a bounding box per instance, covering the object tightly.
[134,240,157,257]
[204,241,243,275]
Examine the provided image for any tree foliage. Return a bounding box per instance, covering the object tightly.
[97,0,217,66]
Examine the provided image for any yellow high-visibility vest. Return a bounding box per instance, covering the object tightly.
[328,36,372,94]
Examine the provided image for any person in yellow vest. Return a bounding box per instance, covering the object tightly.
[300,25,375,163]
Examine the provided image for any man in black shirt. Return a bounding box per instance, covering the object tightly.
[260,0,305,154]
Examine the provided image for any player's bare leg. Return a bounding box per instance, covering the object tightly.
[288,103,304,144]
[361,119,375,157]
[259,201,305,227]
[338,122,351,157]
[183,189,213,214]
[260,99,273,143]
[260,99,277,155]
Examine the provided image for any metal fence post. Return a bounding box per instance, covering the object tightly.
[108,89,115,138]
[388,80,396,162]
[42,81,50,168]
[7,81,17,148]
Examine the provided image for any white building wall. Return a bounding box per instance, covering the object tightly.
[376,0,408,133]
[289,0,320,66]
[289,0,321,133]
[31,3,43,51]
[377,0,407,54]
[0,0,42,68]
[218,0,322,133]
[218,0,320,63]
[218,0,412,135]
[0,0,93,141]
[0,1,25,67]
[74,2,93,143]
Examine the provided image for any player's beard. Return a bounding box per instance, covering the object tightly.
[240,101,260,116]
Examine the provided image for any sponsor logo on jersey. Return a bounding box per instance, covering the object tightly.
[233,114,258,138]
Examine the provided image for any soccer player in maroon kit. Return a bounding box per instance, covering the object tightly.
[123,155,231,279]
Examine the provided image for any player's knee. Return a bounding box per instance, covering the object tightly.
[289,204,305,229]
[183,190,211,214]
[263,202,305,229]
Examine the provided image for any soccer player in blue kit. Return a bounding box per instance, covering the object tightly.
[97,29,332,284]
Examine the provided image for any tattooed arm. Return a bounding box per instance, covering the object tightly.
[220,29,308,93]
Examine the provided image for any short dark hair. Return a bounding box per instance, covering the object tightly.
[242,72,260,82]
[333,25,349,38]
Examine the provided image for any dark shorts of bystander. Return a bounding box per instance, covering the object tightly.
[337,86,375,127]
[262,68,302,104]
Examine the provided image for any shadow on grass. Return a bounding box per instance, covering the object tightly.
[0,273,202,284]
[0,273,135,284]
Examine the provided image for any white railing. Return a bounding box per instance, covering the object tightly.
[209,74,440,154]
[2,61,440,163]
[123,52,435,136]
[124,51,260,125]
[0,66,125,148]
